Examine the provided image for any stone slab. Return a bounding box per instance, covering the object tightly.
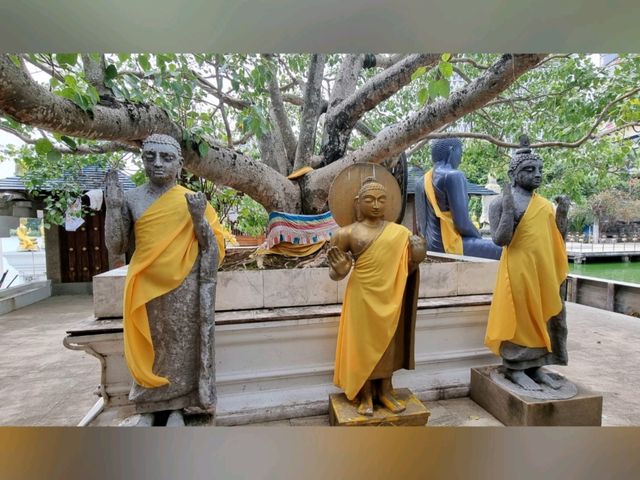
[469,366,602,426]
[328,388,430,426]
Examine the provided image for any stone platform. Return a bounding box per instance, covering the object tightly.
[470,366,603,426]
[329,388,430,426]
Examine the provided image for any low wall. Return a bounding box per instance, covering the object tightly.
[92,252,499,317]
[567,274,640,317]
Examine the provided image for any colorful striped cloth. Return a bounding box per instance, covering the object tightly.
[265,210,339,248]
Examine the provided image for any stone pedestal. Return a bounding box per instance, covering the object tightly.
[470,366,603,426]
[329,388,430,426]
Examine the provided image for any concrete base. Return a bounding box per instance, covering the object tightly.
[470,366,603,426]
[329,389,430,426]
[0,281,51,315]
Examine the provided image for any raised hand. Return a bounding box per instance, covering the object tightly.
[105,169,124,209]
[502,182,515,213]
[186,192,207,222]
[328,246,352,278]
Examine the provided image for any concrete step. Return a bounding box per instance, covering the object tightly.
[0,281,51,316]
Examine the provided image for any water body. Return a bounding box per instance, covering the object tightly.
[570,260,640,285]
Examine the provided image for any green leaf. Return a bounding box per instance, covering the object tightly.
[117,53,131,63]
[438,61,453,79]
[35,138,53,155]
[60,136,77,150]
[105,64,118,80]
[411,66,427,81]
[63,74,77,89]
[47,150,62,162]
[198,142,209,157]
[56,53,78,67]
[429,79,450,99]
[9,55,21,67]
[417,87,429,106]
[138,54,151,71]
[441,53,451,62]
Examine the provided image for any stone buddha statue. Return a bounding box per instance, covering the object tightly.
[327,165,426,416]
[485,137,571,392]
[105,134,226,426]
[415,138,502,259]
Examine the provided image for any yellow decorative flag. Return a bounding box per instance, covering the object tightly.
[333,222,411,400]
[424,169,463,255]
[485,193,568,355]
[123,185,225,388]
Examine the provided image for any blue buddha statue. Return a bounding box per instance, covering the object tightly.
[415,138,502,260]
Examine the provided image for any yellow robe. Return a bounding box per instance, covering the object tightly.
[485,194,568,355]
[123,185,225,388]
[333,222,416,400]
[424,169,463,255]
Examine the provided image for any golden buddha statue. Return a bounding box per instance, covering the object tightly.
[327,164,426,416]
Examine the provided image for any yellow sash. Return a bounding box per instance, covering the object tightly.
[333,222,411,400]
[485,194,568,355]
[424,169,463,255]
[123,185,225,388]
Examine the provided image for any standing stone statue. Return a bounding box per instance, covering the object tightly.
[105,134,226,426]
[485,136,571,393]
[415,138,502,259]
[327,164,426,416]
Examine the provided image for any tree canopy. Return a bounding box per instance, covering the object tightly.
[0,53,638,227]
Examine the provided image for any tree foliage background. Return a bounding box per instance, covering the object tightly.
[0,53,638,232]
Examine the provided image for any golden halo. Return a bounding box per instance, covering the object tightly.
[328,163,402,227]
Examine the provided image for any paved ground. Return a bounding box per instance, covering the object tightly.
[0,295,638,426]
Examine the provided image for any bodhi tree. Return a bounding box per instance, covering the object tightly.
[0,53,638,222]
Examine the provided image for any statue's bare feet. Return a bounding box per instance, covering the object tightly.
[377,378,405,414]
[166,409,185,426]
[504,369,543,391]
[356,381,373,416]
[527,368,563,390]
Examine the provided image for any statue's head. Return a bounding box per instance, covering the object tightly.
[355,177,387,221]
[508,135,542,192]
[431,138,463,168]
[141,134,183,186]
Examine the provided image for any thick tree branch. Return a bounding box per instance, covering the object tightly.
[294,54,326,171]
[263,54,297,164]
[0,54,298,212]
[373,54,406,69]
[303,54,548,213]
[81,54,111,98]
[320,53,440,164]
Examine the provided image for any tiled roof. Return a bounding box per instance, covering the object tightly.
[407,165,498,196]
[0,165,136,192]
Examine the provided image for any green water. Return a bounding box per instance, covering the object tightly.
[570,260,640,285]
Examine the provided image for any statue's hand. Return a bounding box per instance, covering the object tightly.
[186,192,207,221]
[502,182,514,212]
[105,169,124,209]
[328,246,352,277]
[409,235,427,264]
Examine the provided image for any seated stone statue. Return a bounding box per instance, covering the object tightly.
[105,134,226,426]
[328,171,426,416]
[415,138,502,259]
[485,139,570,392]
